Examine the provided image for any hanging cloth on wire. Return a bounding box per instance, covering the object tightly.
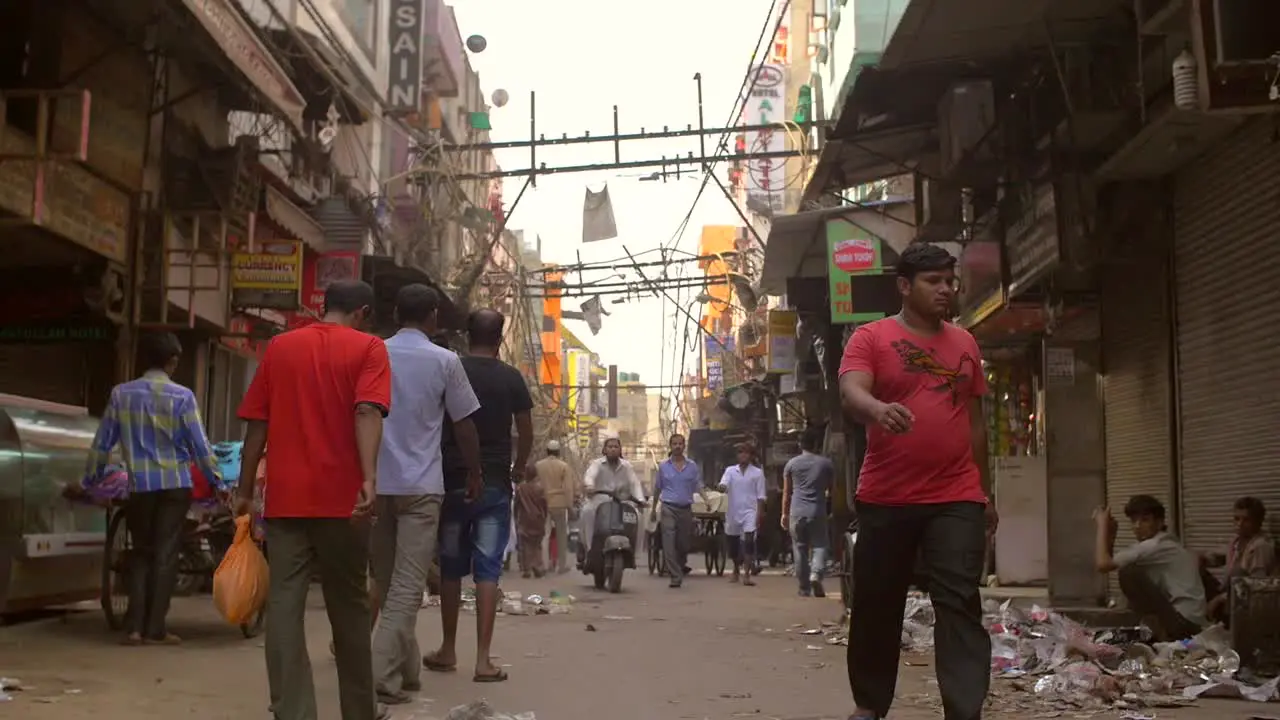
[582,184,618,243]
[580,296,609,335]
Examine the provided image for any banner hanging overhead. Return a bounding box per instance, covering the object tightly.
[387,0,425,115]
[745,65,787,214]
[581,185,618,243]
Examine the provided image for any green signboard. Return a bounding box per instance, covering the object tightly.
[826,217,889,325]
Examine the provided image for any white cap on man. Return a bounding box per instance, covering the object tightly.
[546,440,561,452]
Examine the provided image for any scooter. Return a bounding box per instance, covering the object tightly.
[576,489,641,593]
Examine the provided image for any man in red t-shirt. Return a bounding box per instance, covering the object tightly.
[235,279,391,720]
[838,243,996,720]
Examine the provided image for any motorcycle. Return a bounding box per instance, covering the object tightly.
[576,489,641,593]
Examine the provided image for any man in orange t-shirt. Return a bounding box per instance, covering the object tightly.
[838,243,996,720]
[235,279,391,720]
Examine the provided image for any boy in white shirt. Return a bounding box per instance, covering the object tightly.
[718,444,767,586]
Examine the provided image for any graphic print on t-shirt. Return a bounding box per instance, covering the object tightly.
[890,338,979,408]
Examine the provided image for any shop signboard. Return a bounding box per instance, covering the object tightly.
[766,309,798,374]
[0,132,131,264]
[0,322,113,343]
[288,250,360,328]
[958,219,1006,329]
[745,65,787,214]
[1004,181,1060,299]
[825,217,888,325]
[386,0,425,114]
[231,241,303,311]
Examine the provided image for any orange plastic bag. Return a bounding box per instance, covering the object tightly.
[212,515,270,625]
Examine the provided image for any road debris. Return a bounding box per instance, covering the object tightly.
[424,588,574,616]
[898,592,1280,712]
[441,700,536,720]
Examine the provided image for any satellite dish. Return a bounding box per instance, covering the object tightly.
[491,88,509,107]
[466,35,487,52]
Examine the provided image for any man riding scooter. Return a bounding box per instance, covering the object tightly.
[577,435,647,591]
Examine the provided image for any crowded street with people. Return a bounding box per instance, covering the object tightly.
[5,1,1280,719]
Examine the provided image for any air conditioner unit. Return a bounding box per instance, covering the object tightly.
[1195,0,1280,112]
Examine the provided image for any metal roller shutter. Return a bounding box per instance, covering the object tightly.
[1101,224,1175,514]
[1173,119,1280,554]
[0,344,91,407]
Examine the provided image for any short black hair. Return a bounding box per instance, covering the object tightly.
[141,332,182,370]
[1123,494,1166,522]
[324,279,375,316]
[896,242,956,281]
[395,283,439,325]
[801,425,823,452]
[467,308,505,347]
[1235,496,1266,524]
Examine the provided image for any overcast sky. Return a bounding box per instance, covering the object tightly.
[452,0,775,391]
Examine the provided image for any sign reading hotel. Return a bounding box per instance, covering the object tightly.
[231,241,302,311]
[745,65,787,214]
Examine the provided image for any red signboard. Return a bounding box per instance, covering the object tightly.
[831,237,876,273]
[288,250,360,329]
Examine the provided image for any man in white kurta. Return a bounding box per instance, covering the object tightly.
[579,437,647,556]
[718,445,767,586]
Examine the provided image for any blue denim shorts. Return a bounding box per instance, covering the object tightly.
[438,486,511,583]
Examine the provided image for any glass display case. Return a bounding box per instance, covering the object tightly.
[0,393,107,611]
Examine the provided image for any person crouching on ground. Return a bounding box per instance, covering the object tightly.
[718,443,766,587]
[1201,496,1276,624]
[1093,495,1208,641]
[515,462,549,578]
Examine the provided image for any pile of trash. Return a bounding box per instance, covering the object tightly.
[899,592,1280,710]
[441,700,535,720]
[422,589,574,616]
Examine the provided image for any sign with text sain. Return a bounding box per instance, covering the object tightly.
[387,0,424,115]
[825,218,886,325]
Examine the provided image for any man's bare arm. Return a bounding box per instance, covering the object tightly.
[237,420,268,504]
[513,410,533,477]
[969,397,992,496]
[354,404,383,490]
[452,415,483,481]
[839,371,880,424]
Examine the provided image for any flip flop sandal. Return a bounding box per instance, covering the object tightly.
[473,669,509,683]
[422,655,457,673]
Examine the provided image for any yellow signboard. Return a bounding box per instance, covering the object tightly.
[231,241,302,310]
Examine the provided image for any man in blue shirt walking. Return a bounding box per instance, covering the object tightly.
[86,332,221,646]
[651,433,703,588]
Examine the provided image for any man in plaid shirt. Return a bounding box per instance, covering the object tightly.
[86,331,221,646]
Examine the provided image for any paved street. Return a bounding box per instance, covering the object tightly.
[0,564,1267,720]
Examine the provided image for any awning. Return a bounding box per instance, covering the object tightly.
[801,123,936,207]
[760,200,916,295]
[362,255,460,333]
[261,186,326,254]
[176,0,306,133]
[880,0,1121,72]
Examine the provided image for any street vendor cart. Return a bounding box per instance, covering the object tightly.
[0,394,107,614]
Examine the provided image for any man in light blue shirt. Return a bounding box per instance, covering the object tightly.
[651,433,702,588]
[370,284,483,705]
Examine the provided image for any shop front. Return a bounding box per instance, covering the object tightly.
[1171,118,1280,553]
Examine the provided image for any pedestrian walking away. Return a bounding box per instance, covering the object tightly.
[535,441,575,573]
[651,433,702,588]
[424,309,534,684]
[782,425,834,598]
[719,444,766,587]
[86,331,223,647]
[235,279,392,720]
[514,462,549,578]
[369,284,484,706]
[838,243,996,720]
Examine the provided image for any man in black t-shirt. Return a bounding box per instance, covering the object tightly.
[426,309,532,684]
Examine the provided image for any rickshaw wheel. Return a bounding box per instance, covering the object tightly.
[714,533,727,577]
[101,508,131,631]
[840,531,856,612]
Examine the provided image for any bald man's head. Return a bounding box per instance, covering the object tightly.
[467,309,506,349]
